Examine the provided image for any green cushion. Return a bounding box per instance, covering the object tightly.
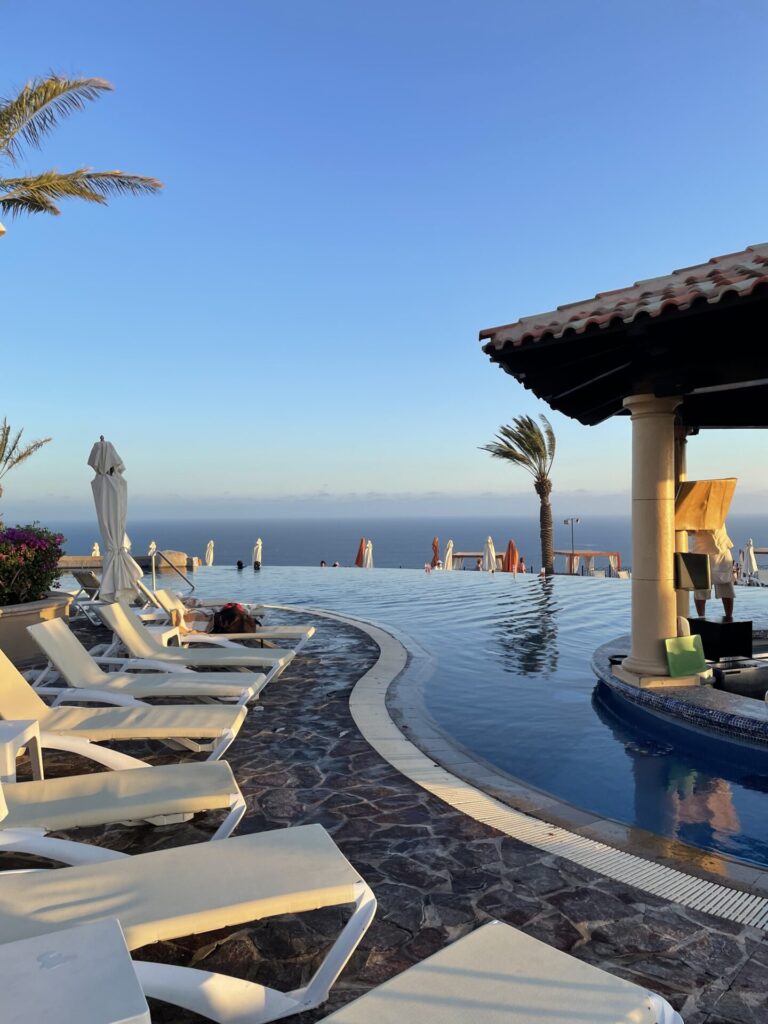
[665,634,706,677]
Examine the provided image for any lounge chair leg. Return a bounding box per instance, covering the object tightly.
[0,829,127,866]
[295,883,377,1008]
[211,793,247,841]
[135,962,304,1024]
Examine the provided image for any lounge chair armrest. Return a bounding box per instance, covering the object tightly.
[53,690,147,707]
[0,829,128,865]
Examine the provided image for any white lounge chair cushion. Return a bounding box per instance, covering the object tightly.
[38,703,246,741]
[320,920,660,1023]
[167,647,294,670]
[0,824,364,949]
[82,671,265,699]
[1,761,239,831]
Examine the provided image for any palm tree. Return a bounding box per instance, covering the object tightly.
[0,419,52,498]
[481,414,557,575]
[0,75,161,223]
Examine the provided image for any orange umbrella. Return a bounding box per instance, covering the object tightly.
[354,537,366,567]
[502,539,519,573]
[431,536,440,568]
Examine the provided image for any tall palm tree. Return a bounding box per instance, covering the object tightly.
[0,419,52,499]
[0,75,161,223]
[481,414,557,575]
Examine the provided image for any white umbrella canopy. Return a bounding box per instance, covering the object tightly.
[148,540,157,556]
[482,536,497,572]
[443,539,454,571]
[252,538,263,565]
[205,540,215,566]
[87,437,142,603]
[746,538,759,575]
[363,539,374,569]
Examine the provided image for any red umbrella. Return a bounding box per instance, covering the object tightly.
[431,536,440,568]
[354,537,366,567]
[502,539,519,573]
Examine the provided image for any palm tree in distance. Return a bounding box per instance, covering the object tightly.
[0,75,161,222]
[0,420,52,499]
[481,414,557,575]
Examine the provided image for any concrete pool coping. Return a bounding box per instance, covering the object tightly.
[279,604,768,927]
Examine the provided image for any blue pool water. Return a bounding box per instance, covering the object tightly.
[157,567,768,865]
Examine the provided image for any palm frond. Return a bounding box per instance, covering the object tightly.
[480,414,556,482]
[0,168,163,217]
[0,419,52,480]
[0,76,112,164]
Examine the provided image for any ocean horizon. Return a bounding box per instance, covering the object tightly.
[50,513,768,572]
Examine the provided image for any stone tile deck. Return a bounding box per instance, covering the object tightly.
[21,612,768,1023]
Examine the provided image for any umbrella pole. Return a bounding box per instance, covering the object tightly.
[151,552,156,591]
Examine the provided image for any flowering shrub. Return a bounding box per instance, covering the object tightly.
[0,524,65,605]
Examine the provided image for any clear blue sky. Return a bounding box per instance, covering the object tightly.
[3,0,767,521]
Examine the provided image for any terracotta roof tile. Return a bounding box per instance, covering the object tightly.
[480,243,768,349]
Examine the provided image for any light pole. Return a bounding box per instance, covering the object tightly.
[563,517,580,573]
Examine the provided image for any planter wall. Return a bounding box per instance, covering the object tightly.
[0,591,73,666]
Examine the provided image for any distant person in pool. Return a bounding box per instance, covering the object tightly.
[253,560,261,571]
[475,557,483,571]
[320,560,327,567]
[332,561,340,567]
[236,560,244,570]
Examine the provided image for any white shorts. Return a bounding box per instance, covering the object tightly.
[694,581,735,601]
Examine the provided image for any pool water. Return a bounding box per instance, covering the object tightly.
[170,567,768,865]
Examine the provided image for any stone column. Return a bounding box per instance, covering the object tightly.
[621,394,681,677]
[674,428,690,619]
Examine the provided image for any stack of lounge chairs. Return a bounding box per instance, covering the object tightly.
[0,579,684,1023]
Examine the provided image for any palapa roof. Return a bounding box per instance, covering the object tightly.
[480,243,768,428]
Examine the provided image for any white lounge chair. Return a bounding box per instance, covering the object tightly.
[27,619,266,707]
[0,758,246,856]
[0,823,376,1023]
[0,649,246,766]
[97,603,296,686]
[152,588,316,651]
[317,920,683,1023]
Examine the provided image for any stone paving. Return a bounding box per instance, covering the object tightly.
[20,611,768,1023]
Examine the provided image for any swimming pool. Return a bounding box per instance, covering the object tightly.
[166,566,768,866]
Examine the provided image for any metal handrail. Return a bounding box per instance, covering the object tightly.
[151,551,195,592]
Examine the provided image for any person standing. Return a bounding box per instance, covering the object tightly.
[689,525,735,620]
[519,557,526,573]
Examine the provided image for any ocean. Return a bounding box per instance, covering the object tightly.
[51,514,768,572]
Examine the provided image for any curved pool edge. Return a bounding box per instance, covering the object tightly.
[592,636,768,748]
[272,603,768,927]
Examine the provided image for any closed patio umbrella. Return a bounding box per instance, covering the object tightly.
[443,539,454,571]
[205,540,214,566]
[87,437,142,603]
[363,539,374,569]
[430,536,440,568]
[354,537,366,567]
[147,540,157,556]
[90,542,100,558]
[746,538,759,575]
[502,539,518,573]
[252,538,263,565]
[482,536,497,572]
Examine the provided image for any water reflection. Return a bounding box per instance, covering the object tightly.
[592,686,741,852]
[494,577,560,677]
